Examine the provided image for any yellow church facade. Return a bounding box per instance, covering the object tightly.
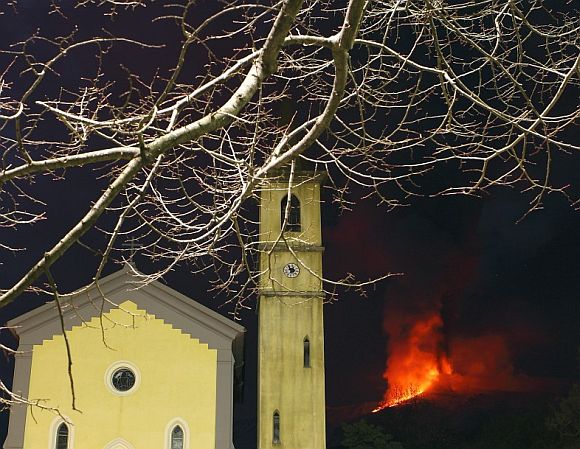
[4,266,244,449]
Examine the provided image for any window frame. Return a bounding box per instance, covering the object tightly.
[273,410,281,445]
[170,425,184,449]
[165,418,190,449]
[49,417,74,449]
[55,422,69,449]
[281,194,301,233]
[104,360,141,396]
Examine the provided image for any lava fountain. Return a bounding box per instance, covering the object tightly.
[373,313,450,412]
[373,309,542,413]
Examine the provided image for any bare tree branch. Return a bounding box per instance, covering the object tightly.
[0,0,577,337]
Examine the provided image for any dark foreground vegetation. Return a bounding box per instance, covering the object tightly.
[328,387,580,449]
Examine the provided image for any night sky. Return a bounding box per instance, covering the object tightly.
[1,1,579,447]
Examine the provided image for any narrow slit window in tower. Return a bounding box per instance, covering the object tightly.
[273,410,281,444]
[281,194,301,232]
[304,336,311,368]
[171,425,184,449]
[55,423,68,449]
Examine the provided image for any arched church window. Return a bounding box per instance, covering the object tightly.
[55,422,69,449]
[273,410,281,444]
[304,336,311,368]
[281,194,301,232]
[170,425,184,449]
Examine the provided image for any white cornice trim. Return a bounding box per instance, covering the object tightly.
[8,267,244,341]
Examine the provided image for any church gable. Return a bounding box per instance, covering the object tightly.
[9,265,244,350]
[4,267,244,449]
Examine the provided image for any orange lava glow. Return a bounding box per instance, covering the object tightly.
[373,308,544,413]
[373,314,448,412]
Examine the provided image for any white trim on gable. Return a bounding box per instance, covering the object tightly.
[103,438,135,449]
[9,265,244,348]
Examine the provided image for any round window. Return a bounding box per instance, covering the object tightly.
[105,361,140,395]
[111,368,136,392]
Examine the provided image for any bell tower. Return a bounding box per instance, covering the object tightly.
[257,166,326,449]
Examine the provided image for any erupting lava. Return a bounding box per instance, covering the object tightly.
[371,237,544,414]
[373,308,541,413]
[373,314,449,412]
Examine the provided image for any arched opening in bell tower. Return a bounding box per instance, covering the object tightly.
[281,194,301,232]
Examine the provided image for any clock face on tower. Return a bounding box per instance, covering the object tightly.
[283,263,300,278]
